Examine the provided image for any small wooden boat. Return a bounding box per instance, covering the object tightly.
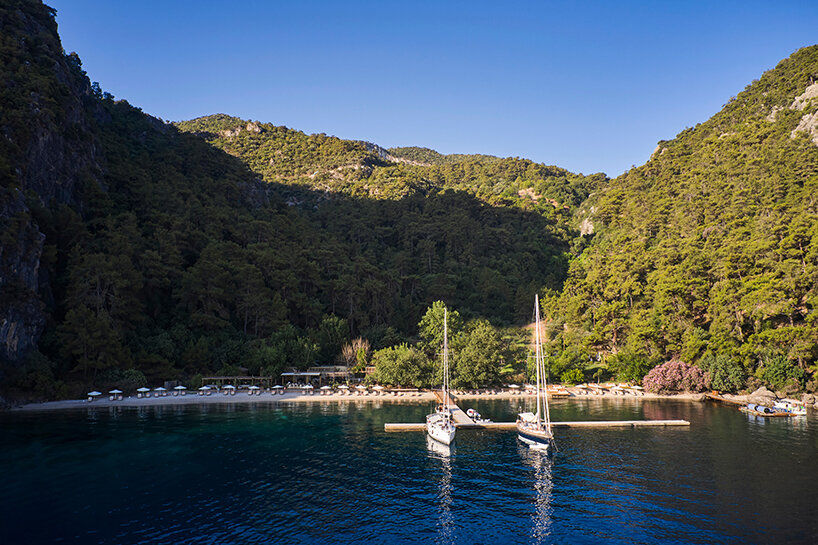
[774,399,807,416]
[739,403,804,417]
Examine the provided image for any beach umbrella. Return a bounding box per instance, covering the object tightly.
[338,385,349,389]
[272,385,283,389]
[372,385,385,390]
[305,384,314,389]
[198,386,211,390]
[174,385,187,390]
[356,385,367,390]
[137,387,150,393]
[88,391,102,396]
[174,385,187,396]
[249,385,260,390]
[508,384,521,389]
[154,387,167,397]
[320,385,331,390]
[108,388,124,401]
[223,385,236,389]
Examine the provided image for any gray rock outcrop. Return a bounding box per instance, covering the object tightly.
[748,386,777,405]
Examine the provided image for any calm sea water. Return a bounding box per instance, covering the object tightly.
[2,398,817,544]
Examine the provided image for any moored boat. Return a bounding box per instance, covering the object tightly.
[427,307,456,446]
[740,402,806,417]
[517,295,554,451]
[774,399,807,416]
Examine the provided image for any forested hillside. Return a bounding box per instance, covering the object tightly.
[175,115,605,212]
[548,46,818,392]
[0,1,603,400]
[2,1,816,401]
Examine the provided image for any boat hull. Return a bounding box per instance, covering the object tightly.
[517,424,552,450]
[427,423,456,445]
[427,414,456,445]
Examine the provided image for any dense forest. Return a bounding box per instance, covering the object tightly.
[0,0,603,400]
[1,1,816,402]
[547,46,818,393]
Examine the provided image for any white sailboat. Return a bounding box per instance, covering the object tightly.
[427,307,456,446]
[517,294,554,451]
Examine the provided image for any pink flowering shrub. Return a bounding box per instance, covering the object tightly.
[642,360,710,394]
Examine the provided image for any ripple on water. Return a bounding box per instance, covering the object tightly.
[3,400,818,544]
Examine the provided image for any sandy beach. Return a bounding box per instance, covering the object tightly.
[11,387,712,412]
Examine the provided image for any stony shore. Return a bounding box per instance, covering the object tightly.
[11,383,816,413]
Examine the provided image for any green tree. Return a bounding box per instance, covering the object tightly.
[607,350,654,384]
[451,319,503,388]
[312,315,350,364]
[700,352,745,392]
[57,305,132,380]
[371,344,432,387]
[418,301,463,358]
[560,368,585,385]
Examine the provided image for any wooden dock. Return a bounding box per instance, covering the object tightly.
[384,420,690,432]
[433,391,476,426]
[394,390,690,432]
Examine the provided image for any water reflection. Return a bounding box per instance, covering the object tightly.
[426,436,453,545]
[519,445,553,543]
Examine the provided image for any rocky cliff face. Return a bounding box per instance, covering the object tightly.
[0,1,103,367]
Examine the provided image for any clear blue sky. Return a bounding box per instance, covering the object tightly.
[48,0,818,176]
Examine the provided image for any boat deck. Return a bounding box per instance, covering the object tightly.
[434,391,476,426]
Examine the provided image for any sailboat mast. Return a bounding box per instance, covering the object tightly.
[538,299,553,435]
[534,295,542,427]
[443,307,449,407]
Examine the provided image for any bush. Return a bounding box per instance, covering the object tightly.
[700,353,745,392]
[549,347,586,381]
[643,360,710,394]
[607,350,654,384]
[371,344,433,387]
[560,368,585,385]
[759,351,805,392]
[121,369,147,391]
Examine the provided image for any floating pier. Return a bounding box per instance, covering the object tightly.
[387,391,690,432]
[385,420,690,432]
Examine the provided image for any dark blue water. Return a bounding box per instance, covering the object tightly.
[2,398,817,544]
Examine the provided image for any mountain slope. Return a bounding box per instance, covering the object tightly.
[175,115,607,213]
[1,1,588,399]
[553,46,818,383]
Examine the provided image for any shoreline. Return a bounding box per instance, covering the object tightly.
[10,388,713,413]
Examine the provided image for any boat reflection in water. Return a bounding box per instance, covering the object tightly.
[426,435,454,545]
[519,444,554,543]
